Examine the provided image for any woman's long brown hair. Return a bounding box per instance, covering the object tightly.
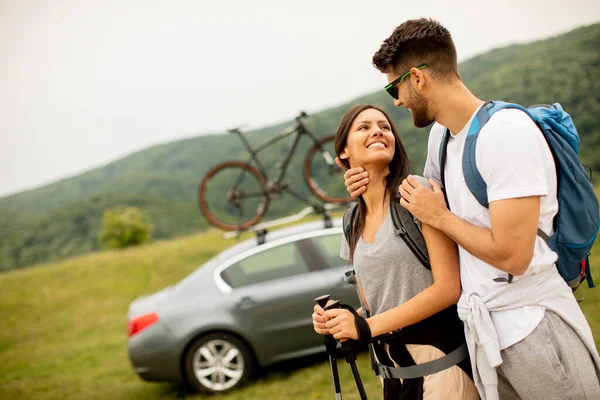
[334,105,411,263]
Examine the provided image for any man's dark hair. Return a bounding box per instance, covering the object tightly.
[372,18,459,82]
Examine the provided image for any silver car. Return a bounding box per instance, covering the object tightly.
[126,218,359,393]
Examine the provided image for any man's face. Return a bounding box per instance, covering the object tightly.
[385,69,434,128]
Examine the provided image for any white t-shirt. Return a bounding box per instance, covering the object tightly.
[423,105,559,349]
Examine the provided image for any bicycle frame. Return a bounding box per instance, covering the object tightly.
[232,117,320,185]
[199,113,349,232]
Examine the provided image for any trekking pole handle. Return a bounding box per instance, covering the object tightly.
[323,300,340,311]
[314,294,341,311]
[315,294,331,309]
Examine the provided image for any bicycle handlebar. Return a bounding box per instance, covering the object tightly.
[294,111,310,133]
[296,111,308,120]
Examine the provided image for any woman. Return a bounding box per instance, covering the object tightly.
[312,104,478,400]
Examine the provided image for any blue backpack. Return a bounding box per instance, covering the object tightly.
[439,100,599,291]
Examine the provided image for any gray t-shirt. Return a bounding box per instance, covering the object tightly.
[341,202,434,317]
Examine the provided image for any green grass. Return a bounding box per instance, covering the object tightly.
[0,211,599,400]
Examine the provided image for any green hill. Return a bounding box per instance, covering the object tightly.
[0,214,598,400]
[1,23,599,271]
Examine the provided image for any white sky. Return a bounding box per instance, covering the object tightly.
[1,0,599,197]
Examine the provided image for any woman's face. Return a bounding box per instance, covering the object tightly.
[341,108,396,169]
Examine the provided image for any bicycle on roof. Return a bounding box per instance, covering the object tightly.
[198,111,353,231]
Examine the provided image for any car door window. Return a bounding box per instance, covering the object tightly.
[221,241,311,288]
[311,233,347,269]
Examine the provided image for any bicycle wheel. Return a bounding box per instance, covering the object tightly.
[199,161,269,231]
[304,135,353,204]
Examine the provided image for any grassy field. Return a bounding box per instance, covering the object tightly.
[0,213,599,400]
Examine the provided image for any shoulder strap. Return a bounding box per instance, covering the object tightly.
[390,202,431,270]
[343,201,431,270]
[439,128,451,193]
[462,100,501,208]
[462,100,537,208]
[439,129,452,210]
[342,203,358,246]
[439,101,499,209]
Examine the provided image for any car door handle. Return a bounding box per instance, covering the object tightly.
[235,296,258,310]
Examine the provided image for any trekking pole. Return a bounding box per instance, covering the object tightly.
[341,344,368,400]
[315,295,343,400]
[316,296,369,400]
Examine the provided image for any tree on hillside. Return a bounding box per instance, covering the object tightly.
[99,207,154,249]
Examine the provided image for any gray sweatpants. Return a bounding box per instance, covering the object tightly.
[497,310,600,400]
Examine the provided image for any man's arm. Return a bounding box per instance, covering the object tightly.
[400,176,540,276]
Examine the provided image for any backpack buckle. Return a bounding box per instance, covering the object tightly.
[344,269,356,285]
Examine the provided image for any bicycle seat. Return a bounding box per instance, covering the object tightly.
[227,125,246,134]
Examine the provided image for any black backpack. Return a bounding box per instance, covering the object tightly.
[342,200,430,270]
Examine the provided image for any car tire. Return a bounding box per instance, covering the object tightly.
[183,332,254,393]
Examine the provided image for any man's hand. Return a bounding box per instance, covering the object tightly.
[324,308,358,341]
[399,175,449,229]
[335,157,369,198]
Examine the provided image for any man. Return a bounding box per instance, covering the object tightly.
[340,18,600,400]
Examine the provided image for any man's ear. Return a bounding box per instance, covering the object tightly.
[410,67,427,91]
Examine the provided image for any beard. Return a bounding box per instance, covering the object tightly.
[407,87,434,128]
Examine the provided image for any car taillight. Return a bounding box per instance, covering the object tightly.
[128,312,159,337]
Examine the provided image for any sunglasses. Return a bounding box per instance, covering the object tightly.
[384,64,427,99]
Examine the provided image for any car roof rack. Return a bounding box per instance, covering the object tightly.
[223,202,352,245]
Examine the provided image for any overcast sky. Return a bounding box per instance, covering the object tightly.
[1,0,598,198]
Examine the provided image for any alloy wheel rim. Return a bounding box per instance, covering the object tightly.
[193,339,244,391]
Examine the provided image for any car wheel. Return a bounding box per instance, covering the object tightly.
[184,332,253,393]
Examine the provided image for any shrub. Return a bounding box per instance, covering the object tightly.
[99,207,153,249]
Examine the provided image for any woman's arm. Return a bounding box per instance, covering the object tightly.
[326,222,461,340]
[367,223,460,336]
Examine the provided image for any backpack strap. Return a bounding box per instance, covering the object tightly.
[341,203,379,375]
[462,100,532,208]
[390,202,431,270]
[461,101,496,208]
[462,101,551,241]
[372,305,471,381]
[439,129,452,210]
[343,201,430,270]
[376,342,469,380]
[342,203,358,247]
[438,101,497,209]
[341,202,368,311]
